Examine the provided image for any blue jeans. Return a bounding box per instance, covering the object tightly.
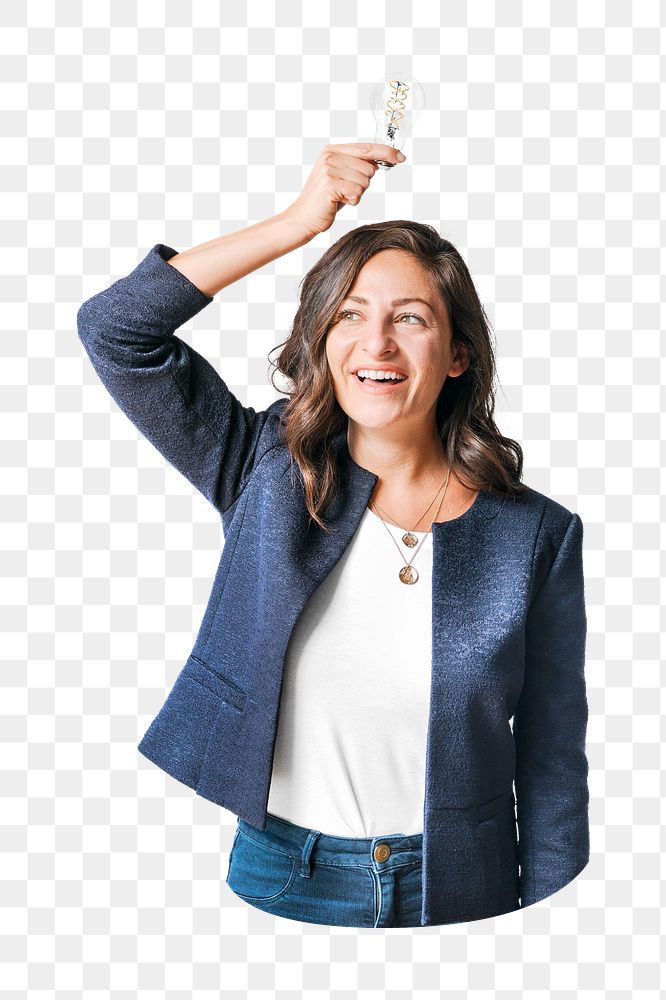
[226,812,424,928]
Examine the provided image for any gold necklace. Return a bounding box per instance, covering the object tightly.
[369,467,452,584]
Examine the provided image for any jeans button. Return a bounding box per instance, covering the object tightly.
[374,843,391,862]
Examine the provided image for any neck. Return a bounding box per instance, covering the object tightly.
[344,425,478,528]
[346,424,448,487]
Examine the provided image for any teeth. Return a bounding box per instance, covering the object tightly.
[356,370,406,381]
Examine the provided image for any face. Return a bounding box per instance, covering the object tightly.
[325,249,470,437]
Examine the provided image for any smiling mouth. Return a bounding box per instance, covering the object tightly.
[351,372,409,392]
[353,373,408,383]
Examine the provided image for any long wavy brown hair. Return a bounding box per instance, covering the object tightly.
[268,219,528,534]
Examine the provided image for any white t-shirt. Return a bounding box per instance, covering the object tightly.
[267,504,433,837]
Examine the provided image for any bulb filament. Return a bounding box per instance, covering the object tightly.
[383,79,410,140]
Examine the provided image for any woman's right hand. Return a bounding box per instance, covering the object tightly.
[285,142,406,240]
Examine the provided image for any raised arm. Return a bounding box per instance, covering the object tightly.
[76,142,403,514]
[76,213,312,515]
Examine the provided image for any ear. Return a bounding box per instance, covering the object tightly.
[449,340,472,378]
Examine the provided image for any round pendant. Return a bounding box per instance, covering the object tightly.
[399,564,419,585]
[402,531,418,547]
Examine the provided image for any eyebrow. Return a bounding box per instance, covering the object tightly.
[343,295,435,313]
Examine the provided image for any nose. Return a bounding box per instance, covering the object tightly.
[358,319,399,358]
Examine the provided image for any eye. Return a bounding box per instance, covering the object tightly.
[397,313,425,325]
[336,310,425,325]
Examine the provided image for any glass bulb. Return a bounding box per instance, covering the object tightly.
[369,73,425,170]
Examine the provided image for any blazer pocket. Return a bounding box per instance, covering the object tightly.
[476,791,514,824]
[186,654,247,712]
[138,655,244,792]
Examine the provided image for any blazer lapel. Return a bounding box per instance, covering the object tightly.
[295,429,379,582]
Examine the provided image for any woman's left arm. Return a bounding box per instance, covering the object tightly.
[513,512,590,908]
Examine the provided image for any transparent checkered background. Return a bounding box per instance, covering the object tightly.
[1,0,662,996]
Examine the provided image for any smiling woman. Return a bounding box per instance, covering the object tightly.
[78,175,588,928]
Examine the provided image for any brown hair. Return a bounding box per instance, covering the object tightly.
[269,219,528,534]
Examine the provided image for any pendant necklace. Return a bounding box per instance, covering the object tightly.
[369,465,452,585]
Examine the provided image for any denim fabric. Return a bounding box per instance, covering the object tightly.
[226,813,424,928]
[77,243,590,925]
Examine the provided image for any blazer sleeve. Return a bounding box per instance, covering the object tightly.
[513,511,590,908]
[76,243,274,515]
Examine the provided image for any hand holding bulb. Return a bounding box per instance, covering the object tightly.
[285,142,406,239]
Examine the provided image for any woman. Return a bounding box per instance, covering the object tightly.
[77,142,589,928]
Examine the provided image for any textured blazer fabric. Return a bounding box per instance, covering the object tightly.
[77,243,590,927]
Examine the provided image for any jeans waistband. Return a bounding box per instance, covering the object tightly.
[238,812,424,877]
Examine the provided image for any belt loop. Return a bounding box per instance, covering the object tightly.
[299,830,321,878]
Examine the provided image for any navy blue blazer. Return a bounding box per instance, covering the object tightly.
[77,242,590,926]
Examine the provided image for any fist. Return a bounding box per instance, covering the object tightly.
[285,142,406,238]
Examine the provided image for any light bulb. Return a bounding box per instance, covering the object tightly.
[369,73,425,170]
